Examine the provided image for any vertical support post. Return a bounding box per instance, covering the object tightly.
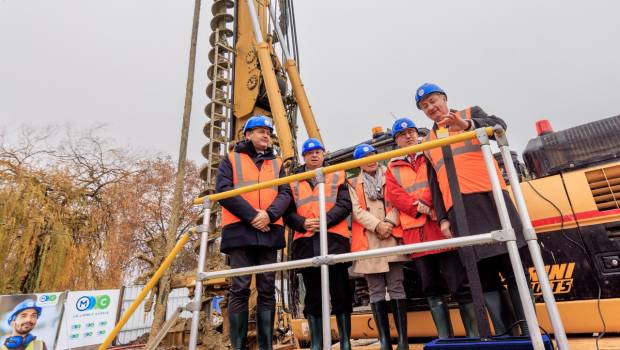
[476,129,545,350]
[494,127,569,350]
[316,169,332,349]
[189,199,212,350]
[266,1,323,144]
[245,0,296,162]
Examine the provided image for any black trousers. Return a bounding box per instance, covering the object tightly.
[478,249,529,292]
[227,247,278,314]
[300,263,353,317]
[414,250,472,304]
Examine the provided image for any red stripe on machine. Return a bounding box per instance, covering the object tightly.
[531,208,620,228]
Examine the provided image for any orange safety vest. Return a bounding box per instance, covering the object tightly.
[291,170,350,240]
[424,107,506,211]
[221,152,284,226]
[387,157,430,229]
[350,175,403,252]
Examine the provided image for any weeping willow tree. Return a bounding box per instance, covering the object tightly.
[0,126,201,296]
[0,126,138,293]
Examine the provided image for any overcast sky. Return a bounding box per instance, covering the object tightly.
[1,1,619,165]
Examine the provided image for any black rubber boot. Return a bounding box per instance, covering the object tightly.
[484,290,516,336]
[335,313,352,350]
[307,315,323,350]
[457,302,479,338]
[390,299,409,350]
[256,309,274,350]
[427,296,453,339]
[507,281,531,336]
[228,311,248,350]
[371,301,393,350]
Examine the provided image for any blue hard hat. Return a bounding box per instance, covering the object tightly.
[415,83,447,109]
[243,115,274,133]
[353,144,376,160]
[301,138,325,155]
[391,118,418,138]
[8,299,42,326]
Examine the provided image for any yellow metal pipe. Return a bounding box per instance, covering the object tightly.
[284,59,323,144]
[98,231,193,350]
[193,128,493,205]
[255,42,295,162]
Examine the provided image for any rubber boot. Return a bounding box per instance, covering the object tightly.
[427,296,453,339]
[228,311,248,350]
[370,301,393,350]
[390,299,409,350]
[307,315,323,350]
[457,302,479,338]
[335,313,352,350]
[256,309,274,350]
[484,290,516,336]
[507,282,531,336]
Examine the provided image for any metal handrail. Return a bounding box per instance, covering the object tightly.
[193,128,493,204]
[99,126,569,350]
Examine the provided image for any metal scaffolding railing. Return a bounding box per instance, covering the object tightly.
[98,127,570,350]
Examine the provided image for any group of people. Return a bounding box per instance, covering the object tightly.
[215,83,529,350]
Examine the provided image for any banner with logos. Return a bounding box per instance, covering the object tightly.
[56,289,121,349]
[0,292,66,350]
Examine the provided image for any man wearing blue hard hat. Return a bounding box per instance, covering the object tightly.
[385,117,478,341]
[2,300,46,350]
[215,115,292,349]
[416,83,529,336]
[284,138,353,350]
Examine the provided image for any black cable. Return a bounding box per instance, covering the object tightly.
[492,320,555,349]
[525,180,607,350]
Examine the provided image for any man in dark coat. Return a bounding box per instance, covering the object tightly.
[416,83,529,336]
[284,138,353,350]
[216,115,291,350]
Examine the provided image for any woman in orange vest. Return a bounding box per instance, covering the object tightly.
[385,118,478,339]
[348,143,409,350]
[416,83,529,336]
[284,138,353,350]
[216,115,292,350]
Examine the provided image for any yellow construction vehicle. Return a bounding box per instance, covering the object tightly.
[201,0,620,348]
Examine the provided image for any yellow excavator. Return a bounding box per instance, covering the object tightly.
[201,0,620,348]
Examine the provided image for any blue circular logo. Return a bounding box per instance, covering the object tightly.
[76,296,96,311]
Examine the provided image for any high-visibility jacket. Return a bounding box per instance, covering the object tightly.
[1,339,45,350]
[424,107,506,211]
[386,155,448,258]
[291,170,350,240]
[350,176,403,253]
[221,151,284,226]
[387,157,430,229]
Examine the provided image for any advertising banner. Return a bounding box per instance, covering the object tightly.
[56,289,120,349]
[0,292,66,350]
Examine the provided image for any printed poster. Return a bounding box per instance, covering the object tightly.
[56,289,120,349]
[0,292,65,350]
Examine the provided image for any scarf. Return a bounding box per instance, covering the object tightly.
[362,166,383,201]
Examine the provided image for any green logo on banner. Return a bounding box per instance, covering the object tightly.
[96,295,111,309]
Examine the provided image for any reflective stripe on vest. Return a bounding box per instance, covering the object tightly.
[220,152,284,226]
[387,158,429,229]
[425,107,506,210]
[292,170,350,240]
[232,151,279,191]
